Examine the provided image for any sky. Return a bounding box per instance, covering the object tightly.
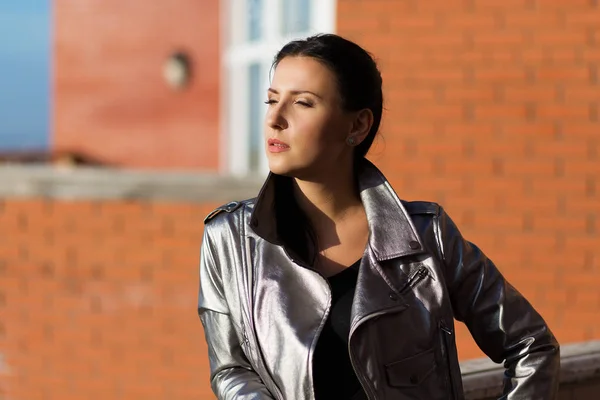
[0,0,50,150]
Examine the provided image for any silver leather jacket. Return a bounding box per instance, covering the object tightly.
[198,160,560,400]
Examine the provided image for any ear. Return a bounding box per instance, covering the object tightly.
[348,109,374,146]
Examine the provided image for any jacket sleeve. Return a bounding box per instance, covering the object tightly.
[198,226,275,400]
[437,207,560,399]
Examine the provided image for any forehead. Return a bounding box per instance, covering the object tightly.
[271,56,337,94]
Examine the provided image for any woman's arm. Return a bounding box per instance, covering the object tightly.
[198,226,275,400]
[437,207,560,399]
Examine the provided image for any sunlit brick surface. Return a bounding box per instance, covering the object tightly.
[337,0,600,359]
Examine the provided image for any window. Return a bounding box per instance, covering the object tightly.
[281,0,311,35]
[222,0,336,176]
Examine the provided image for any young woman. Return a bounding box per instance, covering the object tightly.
[198,34,559,400]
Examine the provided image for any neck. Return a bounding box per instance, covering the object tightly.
[292,164,361,228]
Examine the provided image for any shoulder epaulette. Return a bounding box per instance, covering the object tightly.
[203,201,243,224]
[401,200,440,216]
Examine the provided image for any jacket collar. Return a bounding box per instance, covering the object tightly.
[249,159,425,263]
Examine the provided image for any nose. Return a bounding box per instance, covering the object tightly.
[265,103,288,131]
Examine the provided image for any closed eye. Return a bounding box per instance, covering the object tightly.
[264,99,277,105]
[295,100,312,107]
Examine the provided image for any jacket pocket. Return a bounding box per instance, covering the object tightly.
[439,320,460,400]
[385,348,437,388]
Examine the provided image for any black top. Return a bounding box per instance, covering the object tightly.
[313,259,368,400]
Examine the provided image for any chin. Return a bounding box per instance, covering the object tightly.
[267,153,317,179]
[267,161,293,177]
[266,157,295,176]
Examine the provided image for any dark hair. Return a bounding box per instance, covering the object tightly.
[272,34,383,266]
[272,33,383,160]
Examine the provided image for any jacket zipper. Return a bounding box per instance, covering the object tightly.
[244,237,285,400]
[347,266,430,399]
[400,265,429,294]
[439,320,459,400]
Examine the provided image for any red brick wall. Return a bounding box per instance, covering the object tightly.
[0,199,219,400]
[337,0,600,359]
[53,0,221,170]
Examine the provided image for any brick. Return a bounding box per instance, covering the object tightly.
[559,123,600,138]
[402,104,466,120]
[474,212,526,231]
[414,1,473,11]
[531,215,588,232]
[564,160,600,177]
[546,48,583,64]
[473,66,528,82]
[565,236,600,252]
[535,66,592,82]
[441,123,496,137]
[503,159,556,175]
[472,0,533,10]
[414,139,464,157]
[407,68,466,83]
[486,49,521,63]
[563,86,600,102]
[531,142,589,158]
[529,251,587,270]
[593,28,600,45]
[504,11,564,28]
[582,47,600,62]
[454,49,488,64]
[443,86,498,102]
[387,87,438,103]
[533,30,589,46]
[389,13,439,29]
[502,85,558,102]
[441,12,499,29]
[472,31,528,47]
[385,51,427,68]
[574,290,600,311]
[520,47,548,63]
[533,0,596,10]
[340,16,383,32]
[410,32,467,48]
[536,104,591,119]
[473,104,530,120]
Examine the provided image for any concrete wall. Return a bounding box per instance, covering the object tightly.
[462,341,600,399]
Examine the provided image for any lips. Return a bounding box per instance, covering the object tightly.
[267,138,290,153]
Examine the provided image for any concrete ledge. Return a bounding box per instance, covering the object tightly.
[0,165,265,203]
[460,341,600,399]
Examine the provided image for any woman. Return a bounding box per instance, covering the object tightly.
[198,34,559,400]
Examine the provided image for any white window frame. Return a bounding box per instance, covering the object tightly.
[220,0,337,177]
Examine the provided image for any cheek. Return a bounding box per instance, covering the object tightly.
[294,113,343,146]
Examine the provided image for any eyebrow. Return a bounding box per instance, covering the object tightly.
[267,88,322,99]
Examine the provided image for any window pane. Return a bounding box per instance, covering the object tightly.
[282,0,311,35]
[248,0,263,41]
[248,63,264,171]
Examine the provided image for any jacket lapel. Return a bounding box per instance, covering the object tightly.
[350,160,427,329]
